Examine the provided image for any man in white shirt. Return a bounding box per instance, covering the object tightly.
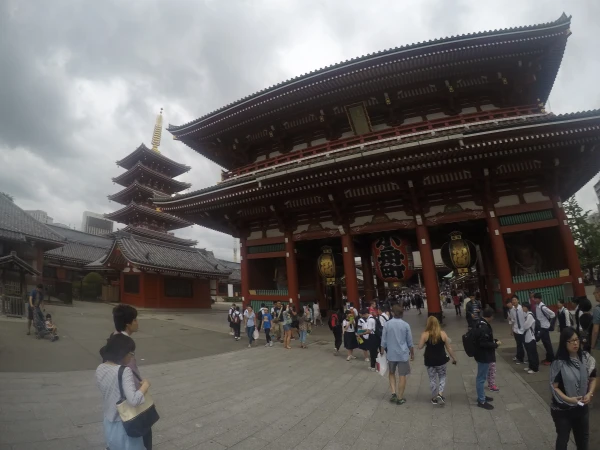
[520,303,539,374]
[312,301,322,326]
[556,299,572,333]
[357,309,378,371]
[508,296,527,364]
[533,293,555,364]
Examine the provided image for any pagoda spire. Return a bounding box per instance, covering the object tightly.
[151,108,163,152]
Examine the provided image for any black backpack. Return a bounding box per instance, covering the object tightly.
[462,327,477,358]
[375,315,389,337]
[256,309,263,324]
[539,304,557,331]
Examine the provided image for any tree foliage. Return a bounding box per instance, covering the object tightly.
[0,192,14,202]
[564,196,600,272]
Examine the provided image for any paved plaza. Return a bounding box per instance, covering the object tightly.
[0,302,585,449]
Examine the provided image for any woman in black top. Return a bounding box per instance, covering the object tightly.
[418,316,457,405]
[549,327,597,450]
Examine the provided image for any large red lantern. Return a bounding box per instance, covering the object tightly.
[372,236,415,282]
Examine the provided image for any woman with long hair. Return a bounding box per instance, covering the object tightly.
[418,316,457,405]
[549,327,596,449]
[97,334,151,450]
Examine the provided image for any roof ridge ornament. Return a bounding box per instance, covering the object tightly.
[151,108,163,153]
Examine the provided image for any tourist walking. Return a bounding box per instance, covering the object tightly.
[96,333,151,450]
[472,307,499,410]
[381,304,414,405]
[330,308,343,355]
[521,302,539,374]
[534,293,556,364]
[231,306,242,341]
[272,301,284,342]
[418,316,457,405]
[282,304,293,349]
[26,284,44,335]
[312,301,323,326]
[298,305,310,348]
[262,307,273,347]
[550,327,597,450]
[556,299,572,333]
[343,309,359,361]
[227,303,236,336]
[244,305,256,348]
[357,308,378,371]
[452,290,461,316]
[508,296,527,365]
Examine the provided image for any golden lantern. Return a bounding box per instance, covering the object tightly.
[440,231,477,275]
[317,246,337,285]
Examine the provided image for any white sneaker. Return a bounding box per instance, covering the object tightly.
[269,342,273,347]
[527,370,538,374]
[248,344,251,348]
[351,356,357,360]
[524,367,530,371]
[265,343,269,347]
[347,356,351,361]
[365,358,370,362]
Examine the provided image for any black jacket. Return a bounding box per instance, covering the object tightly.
[472,319,497,363]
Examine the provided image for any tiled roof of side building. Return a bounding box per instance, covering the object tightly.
[168,13,571,134]
[0,195,65,245]
[47,225,113,248]
[0,252,41,275]
[91,232,232,277]
[216,259,241,282]
[45,242,112,265]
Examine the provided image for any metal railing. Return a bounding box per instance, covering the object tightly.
[1,294,26,317]
[499,210,554,226]
[247,244,285,254]
[222,104,542,180]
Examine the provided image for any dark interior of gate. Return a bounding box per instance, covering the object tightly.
[155,14,600,314]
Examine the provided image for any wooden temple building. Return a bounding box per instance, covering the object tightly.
[155,14,600,318]
[89,111,231,308]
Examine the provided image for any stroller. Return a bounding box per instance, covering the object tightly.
[32,307,58,342]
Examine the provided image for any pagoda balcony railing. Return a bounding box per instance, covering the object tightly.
[222,104,542,181]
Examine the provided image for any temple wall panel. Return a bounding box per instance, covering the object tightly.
[247,231,264,240]
[494,195,520,208]
[265,228,284,238]
[386,210,413,221]
[523,192,550,203]
[425,201,482,217]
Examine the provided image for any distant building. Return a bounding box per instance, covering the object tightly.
[25,210,53,224]
[81,211,113,236]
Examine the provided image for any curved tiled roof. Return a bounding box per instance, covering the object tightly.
[105,202,193,229]
[116,143,191,176]
[108,181,170,203]
[168,13,571,136]
[112,225,198,247]
[0,195,64,246]
[112,162,192,193]
[0,252,41,275]
[44,225,112,266]
[88,231,231,278]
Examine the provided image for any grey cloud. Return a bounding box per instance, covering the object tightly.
[1,0,599,261]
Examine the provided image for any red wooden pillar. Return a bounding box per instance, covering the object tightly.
[553,197,586,297]
[360,246,375,302]
[240,238,250,308]
[415,217,441,318]
[285,232,299,306]
[485,207,513,298]
[341,233,359,304]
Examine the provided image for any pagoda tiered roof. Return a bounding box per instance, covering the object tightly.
[110,225,198,247]
[168,14,572,170]
[108,181,170,206]
[112,162,191,194]
[86,231,231,279]
[105,202,193,231]
[116,143,191,177]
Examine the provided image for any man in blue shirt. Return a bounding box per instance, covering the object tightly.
[27,284,44,335]
[381,304,414,405]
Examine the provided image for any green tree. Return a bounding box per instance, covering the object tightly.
[564,196,600,281]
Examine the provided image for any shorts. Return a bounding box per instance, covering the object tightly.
[388,361,411,376]
[283,324,291,332]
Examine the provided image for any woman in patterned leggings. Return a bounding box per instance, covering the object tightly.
[487,362,499,391]
[418,316,458,405]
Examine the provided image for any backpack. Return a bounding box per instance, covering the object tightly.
[232,312,240,324]
[329,313,340,330]
[375,315,389,338]
[462,327,478,358]
[256,309,263,323]
[539,304,557,331]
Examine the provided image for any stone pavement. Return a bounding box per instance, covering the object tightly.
[1,303,580,450]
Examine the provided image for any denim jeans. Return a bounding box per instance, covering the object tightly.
[476,362,490,403]
[247,326,255,344]
[299,330,307,343]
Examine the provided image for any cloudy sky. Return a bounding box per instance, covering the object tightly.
[2,0,599,260]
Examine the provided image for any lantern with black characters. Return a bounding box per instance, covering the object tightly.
[440,231,477,275]
[317,246,338,285]
[372,236,415,282]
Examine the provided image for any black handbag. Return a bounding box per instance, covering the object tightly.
[117,366,159,438]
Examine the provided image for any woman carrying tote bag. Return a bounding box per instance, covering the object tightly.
[96,333,153,450]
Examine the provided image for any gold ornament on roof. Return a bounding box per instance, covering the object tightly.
[151,108,163,153]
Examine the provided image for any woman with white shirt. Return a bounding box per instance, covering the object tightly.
[343,310,359,361]
[521,303,539,374]
[96,333,150,450]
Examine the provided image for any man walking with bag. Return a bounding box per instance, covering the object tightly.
[533,293,555,365]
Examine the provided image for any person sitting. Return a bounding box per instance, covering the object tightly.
[45,314,58,338]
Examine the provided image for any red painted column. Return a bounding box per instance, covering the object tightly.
[553,197,586,297]
[360,247,375,302]
[240,238,250,308]
[415,217,441,318]
[285,232,299,307]
[341,233,359,305]
[485,207,513,299]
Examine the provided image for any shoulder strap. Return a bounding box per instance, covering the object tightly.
[540,304,551,320]
[117,365,126,401]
